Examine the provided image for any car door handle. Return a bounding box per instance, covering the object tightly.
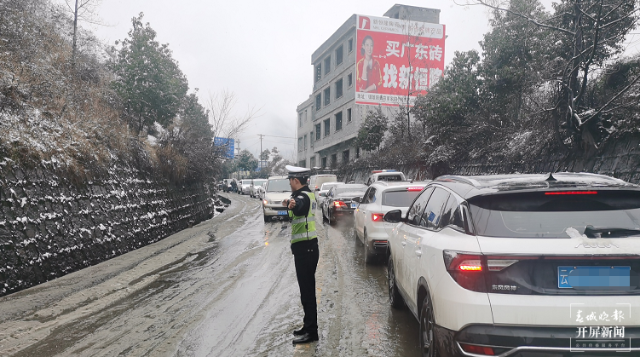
[415,249,422,257]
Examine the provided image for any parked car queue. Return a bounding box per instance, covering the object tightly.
[259,170,640,357]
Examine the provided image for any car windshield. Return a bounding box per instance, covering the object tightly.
[266,179,290,192]
[241,180,251,185]
[469,190,640,238]
[335,185,367,195]
[253,180,266,186]
[382,190,421,207]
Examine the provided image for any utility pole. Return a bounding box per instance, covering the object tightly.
[258,134,265,170]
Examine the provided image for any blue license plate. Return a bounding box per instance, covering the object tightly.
[277,210,288,215]
[351,203,357,208]
[558,266,631,288]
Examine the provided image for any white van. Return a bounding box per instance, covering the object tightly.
[309,174,338,191]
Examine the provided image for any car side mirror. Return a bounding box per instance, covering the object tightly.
[384,209,403,223]
[319,192,326,197]
[352,197,361,203]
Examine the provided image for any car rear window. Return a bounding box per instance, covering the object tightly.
[377,174,403,182]
[382,190,421,207]
[468,190,640,238]
[335,186,366,194]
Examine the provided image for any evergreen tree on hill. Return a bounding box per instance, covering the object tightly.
[110,13,188,134]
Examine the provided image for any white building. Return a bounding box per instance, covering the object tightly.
[296,4,442,169]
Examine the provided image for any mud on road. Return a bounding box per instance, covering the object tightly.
[0,193,420,356]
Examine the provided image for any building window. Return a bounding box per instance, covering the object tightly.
[335,111,343,131]
[315,63,322,83]
[315,123,321,140]
[324,118,330,137]
[322,157,327,168]
[335,78,343,99]
[324,87,330,106]
[336,45,343,66]
[330,154,337,168]
[310,157,316,168]
[298,137,302,152]
[310,131,314,147]
[343,149,350,163]
[347,73,353,87]
[324,56,331,75]
[315,94,321,111]
[304,134,307,150]
[298,113,303,128]
[348,38,353,53]
[347,108,352,122]
[356,147,360,158]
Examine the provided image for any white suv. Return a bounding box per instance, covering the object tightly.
[384,173,640,356]
[354,181,429,264]
[262,176,291,222]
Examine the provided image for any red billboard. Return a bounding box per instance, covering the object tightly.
[355,15,445,106]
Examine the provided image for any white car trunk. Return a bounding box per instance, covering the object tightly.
[476,235,640,326]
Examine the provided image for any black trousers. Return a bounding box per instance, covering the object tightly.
[293,241,319,335]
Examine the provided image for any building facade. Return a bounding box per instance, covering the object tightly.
[296,4,442,169]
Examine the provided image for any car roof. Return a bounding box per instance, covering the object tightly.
[370,181,430,190]
[332,183,367,189]
[434,172,639,199]
[267,176,287,180]
[372,172,404,176]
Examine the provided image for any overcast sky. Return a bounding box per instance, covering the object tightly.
[86,0,568,161]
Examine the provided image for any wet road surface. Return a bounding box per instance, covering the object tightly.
[0,193,420,356]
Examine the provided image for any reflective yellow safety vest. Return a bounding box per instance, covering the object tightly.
[288,191,317,244]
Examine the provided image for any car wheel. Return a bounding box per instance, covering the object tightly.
[363,230,375,264]
[328,209,334,225]
[419,293,438,357]
[263,215,269,223]
[388,255,404,309]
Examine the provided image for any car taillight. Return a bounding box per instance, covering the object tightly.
[545,191,597,195]
[443,251,486,292]
[460,343,496,355]
[371,213,383,222]
[333,201,347,208]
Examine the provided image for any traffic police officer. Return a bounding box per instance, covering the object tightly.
[281,165,319,344]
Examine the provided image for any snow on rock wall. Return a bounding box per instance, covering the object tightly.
[0,160,216,297]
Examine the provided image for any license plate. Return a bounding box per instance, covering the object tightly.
[350,203,357,208]
[277,210,288,215]
[558,266,631,289]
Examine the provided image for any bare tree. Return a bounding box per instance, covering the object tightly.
[207,90,260,140]
[61,0,102,65]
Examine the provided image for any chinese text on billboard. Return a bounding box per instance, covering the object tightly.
[355,15,445,106]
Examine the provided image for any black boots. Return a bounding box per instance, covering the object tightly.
[292,332,319,344]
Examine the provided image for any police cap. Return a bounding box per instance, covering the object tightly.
[286,165,311,179]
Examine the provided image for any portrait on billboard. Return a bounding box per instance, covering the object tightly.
[355,15,446,107]
[356,35,382,93]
